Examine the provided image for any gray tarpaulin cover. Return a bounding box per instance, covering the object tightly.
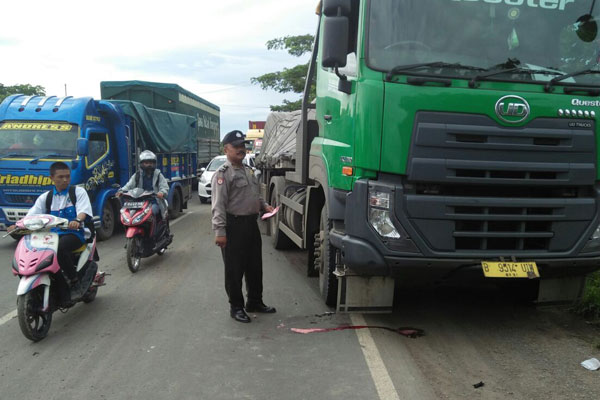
[257,109,315,168]
[108,100,197,153]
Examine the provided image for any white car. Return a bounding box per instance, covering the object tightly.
[198,154,259,203]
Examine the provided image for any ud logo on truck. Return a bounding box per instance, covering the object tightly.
[495,95,530,123]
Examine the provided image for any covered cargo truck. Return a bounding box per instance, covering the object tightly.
[100,80,220,167]
[0,95,197,240]
[257,0,600,311]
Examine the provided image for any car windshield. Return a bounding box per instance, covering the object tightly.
[367,0,600,85]
[0,121,78,158]
[207,158,226,171]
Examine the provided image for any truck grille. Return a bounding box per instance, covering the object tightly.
[402,112,597,255]
[5,194,37,205]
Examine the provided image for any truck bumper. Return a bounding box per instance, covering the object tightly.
[335,179,600,280]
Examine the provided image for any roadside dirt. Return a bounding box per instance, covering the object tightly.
[365,285,600,400]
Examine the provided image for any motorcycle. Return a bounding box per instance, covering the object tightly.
[119,188,173,273]
[6,214,106,342]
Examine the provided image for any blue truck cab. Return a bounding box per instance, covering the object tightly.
[0,94,197,240]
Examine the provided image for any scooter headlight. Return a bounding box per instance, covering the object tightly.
[120,209,131,224]
[36,254,54,272]
[132,208,151,225]
[12,257,19,275]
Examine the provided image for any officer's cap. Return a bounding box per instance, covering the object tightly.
[222,130,249,147]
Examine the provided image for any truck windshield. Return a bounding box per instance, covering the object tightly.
[367,0,600,85]
[0,121,78,158]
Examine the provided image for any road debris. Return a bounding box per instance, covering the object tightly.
[290,325,424,338]
[473,381,485,389]
[314,312,335,317]
[581,358,600,371]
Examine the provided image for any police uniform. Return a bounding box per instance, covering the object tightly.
[211,130,276,322]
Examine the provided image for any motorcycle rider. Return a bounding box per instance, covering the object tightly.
[8,161,93,292]
[117,150,170,233]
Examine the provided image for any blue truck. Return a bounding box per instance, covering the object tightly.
[0,94,197,240]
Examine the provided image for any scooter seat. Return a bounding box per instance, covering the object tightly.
[72,244,87,254]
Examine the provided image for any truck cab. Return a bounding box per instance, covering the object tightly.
[0,94,197,239]
[0,95,127,239]
[261,0,600,308]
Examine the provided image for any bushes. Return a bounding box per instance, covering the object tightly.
[574,272,600,318]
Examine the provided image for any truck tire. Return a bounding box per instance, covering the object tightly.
[269,177,294,249]
[169,189,182,220]
[315,205,338,307]
[96,201,115,241]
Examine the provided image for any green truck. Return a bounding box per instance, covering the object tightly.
[257,0,600,311]
[100,80,220,168]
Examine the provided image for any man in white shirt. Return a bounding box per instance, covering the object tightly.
[10,162,93,285]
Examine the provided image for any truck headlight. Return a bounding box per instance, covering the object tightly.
[368,190,400,239]
[369,208,401,238]
[582,223,600,252]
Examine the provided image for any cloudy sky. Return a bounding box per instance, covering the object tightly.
[0,0,318,137]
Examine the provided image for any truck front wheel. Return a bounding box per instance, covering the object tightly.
[169,189,182,219]
[96,201,115,241]
[315,205,338,307]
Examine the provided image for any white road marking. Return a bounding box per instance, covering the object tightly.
[170,211,193,226]
[0,309,17,327]
[351,313,400,400]
[0,212,194,328]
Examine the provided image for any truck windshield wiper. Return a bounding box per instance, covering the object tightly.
[469,58,564,88]
[544,68,600,92]
[30,153,69,164]
[0,153,30,160]
[386,62,485,81]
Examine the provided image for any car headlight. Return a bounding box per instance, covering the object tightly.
[200,174,207,184]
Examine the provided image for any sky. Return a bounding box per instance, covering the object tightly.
[0,0,318,138]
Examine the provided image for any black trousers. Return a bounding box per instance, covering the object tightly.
[221,214,263,309]
[57,234,84,280]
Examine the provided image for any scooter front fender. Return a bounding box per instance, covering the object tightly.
[17,274,50,296]
[126,227,144,238]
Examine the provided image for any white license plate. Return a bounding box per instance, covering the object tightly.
[124,201,144,209]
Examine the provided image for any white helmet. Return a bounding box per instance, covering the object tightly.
[139,150,157,163]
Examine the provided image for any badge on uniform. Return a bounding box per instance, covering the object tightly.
[217,177,224,185]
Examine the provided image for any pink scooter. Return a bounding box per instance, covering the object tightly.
[5,214,105,341]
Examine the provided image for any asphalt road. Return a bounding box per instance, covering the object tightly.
[1,201,599,400]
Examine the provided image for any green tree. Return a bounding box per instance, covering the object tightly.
[0,83,46,104]
[251,34,315,112]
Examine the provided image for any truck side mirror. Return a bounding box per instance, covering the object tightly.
[322,16,349,69]
[77,138,89,157]
[322,0,351,17]
[576,14,598,42]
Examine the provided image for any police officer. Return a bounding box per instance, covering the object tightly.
[212,130,276,323]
